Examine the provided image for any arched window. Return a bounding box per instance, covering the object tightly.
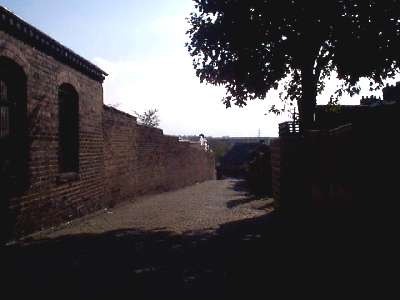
[0,56,28,195]
[58,83,79,173]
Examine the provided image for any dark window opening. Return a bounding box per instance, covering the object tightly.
[58,83,79,173]
[0,80,11,139]
[0,56,28,197]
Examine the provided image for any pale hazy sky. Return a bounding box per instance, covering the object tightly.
[1,0,397,137]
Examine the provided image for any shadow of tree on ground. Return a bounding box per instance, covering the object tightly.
[1,210,397,299]
[226,179,273,209]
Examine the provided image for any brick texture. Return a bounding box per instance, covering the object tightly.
[103,106,215,206]
[0,31,215,239]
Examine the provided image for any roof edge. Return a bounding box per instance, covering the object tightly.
[0,5,108,82]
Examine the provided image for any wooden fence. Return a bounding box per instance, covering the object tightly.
[270,139,281,204]
[272,116,400,215]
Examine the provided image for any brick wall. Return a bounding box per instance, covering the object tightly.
[1,27,215,241]
[103,106,138,205]
[103,106,216,205]
[0,31,106,238]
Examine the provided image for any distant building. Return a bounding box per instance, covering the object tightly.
[360,95,383,106]
[314,82,400,130]
[382,82,400,104]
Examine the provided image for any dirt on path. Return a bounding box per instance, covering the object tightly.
[35,179,273,239]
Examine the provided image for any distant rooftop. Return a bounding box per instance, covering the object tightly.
[0,5,107,82]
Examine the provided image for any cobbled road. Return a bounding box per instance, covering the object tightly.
[37,178,272,239]
[4,179,388,299]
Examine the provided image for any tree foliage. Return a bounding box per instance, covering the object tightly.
[134,108,160,128]
[186,0,400,128]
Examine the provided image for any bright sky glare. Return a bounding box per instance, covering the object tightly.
[1,0,398,137]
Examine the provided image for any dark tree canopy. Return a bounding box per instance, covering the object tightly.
[186,0,400,129]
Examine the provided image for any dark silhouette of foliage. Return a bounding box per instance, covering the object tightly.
[218,143,259,178]
[186,0,400,129]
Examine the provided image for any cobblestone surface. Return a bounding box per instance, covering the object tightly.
[36,179,272,239]
[5,179,382,299]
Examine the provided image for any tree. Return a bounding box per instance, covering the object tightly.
[134,109,160,128]
[186,0,400,130]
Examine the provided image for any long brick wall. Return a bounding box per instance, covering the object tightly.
[1,23,215,240]
[103,106,216,205]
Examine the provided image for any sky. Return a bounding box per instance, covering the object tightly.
[1,0,398,137]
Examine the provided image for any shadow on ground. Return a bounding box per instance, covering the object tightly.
[2,208,397,299]
[226,179,273,209]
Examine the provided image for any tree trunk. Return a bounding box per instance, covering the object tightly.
[298,63,318,132]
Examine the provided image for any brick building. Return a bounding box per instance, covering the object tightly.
[0,6,215,241]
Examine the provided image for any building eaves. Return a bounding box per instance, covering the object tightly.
[0,5,108,83]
